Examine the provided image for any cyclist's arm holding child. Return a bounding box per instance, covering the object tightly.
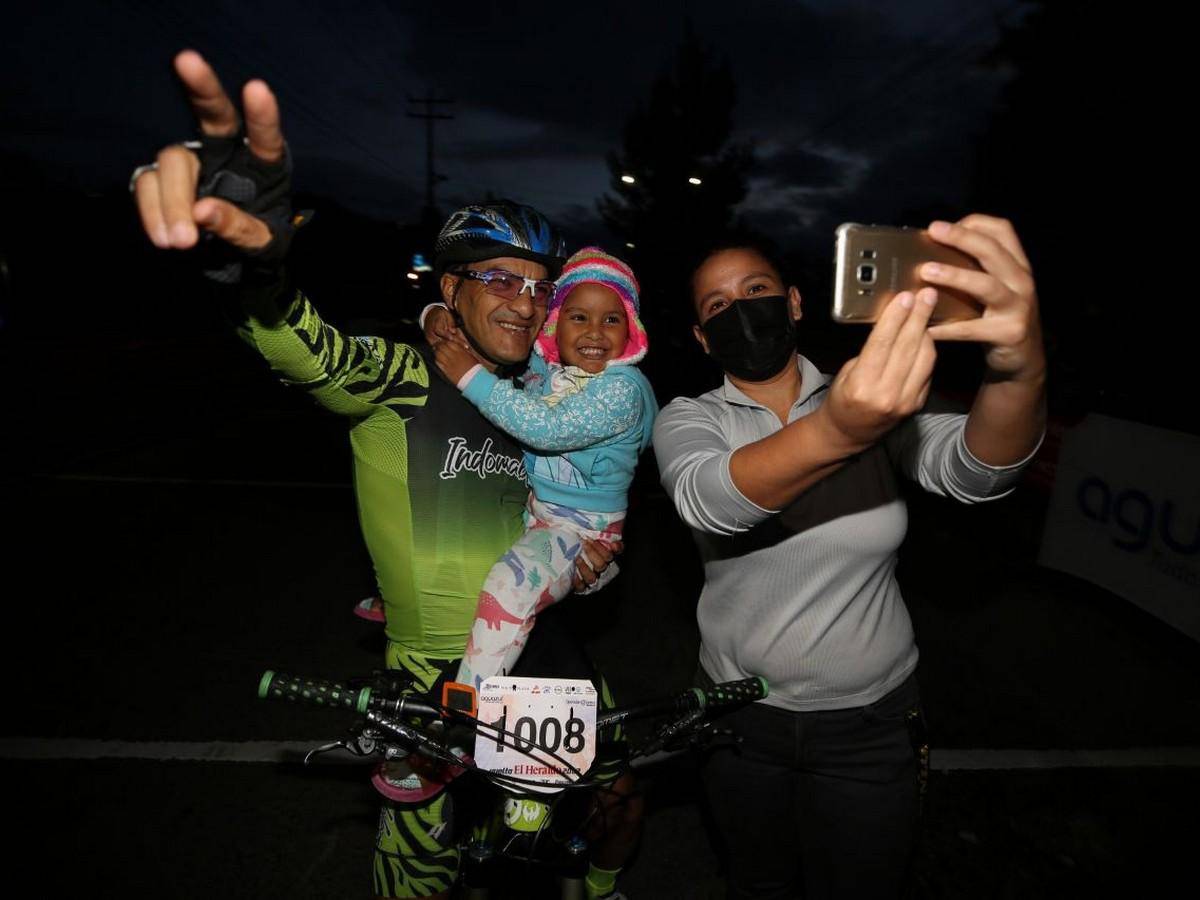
[433,340,646,452]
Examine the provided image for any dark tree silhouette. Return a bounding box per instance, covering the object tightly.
[599,27,753,400]
[969,3,1189,431]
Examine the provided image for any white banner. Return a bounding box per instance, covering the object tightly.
[1039,415,1200,641]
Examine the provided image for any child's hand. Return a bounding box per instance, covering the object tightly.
[433,338,479,386]
[423,305,472,350]
[572,539,623,592]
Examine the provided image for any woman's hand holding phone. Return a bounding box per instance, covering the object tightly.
[921,214,1045,383]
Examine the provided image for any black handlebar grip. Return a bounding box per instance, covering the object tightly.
[258,670,373,714]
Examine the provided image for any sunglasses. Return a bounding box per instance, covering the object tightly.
[459,269,555,306]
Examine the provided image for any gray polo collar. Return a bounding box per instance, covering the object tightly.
[719,354,831,411]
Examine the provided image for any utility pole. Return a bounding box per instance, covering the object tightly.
[406,91,455,225]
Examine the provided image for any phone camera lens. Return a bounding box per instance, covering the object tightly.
[857,264,876,284]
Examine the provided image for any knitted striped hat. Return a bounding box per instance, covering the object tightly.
[535,247,649,367]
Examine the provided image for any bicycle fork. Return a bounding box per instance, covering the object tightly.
[460,795,589,899]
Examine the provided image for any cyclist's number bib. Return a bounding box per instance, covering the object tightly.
[474,676,597,792]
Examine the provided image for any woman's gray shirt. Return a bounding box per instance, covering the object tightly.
[653,354,1037,711]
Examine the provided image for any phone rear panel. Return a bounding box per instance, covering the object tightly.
[833,223,982,324]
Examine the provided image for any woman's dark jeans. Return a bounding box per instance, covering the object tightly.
[699,671,926,900]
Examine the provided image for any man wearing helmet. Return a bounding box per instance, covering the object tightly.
[131,51,639,900]
[432,203,565,369]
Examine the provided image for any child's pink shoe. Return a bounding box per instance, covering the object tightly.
[371,750,468,803]
[354,596,386,623]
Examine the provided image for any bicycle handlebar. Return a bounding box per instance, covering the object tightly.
[259,669,452,718]
[594,675,768,729]
[260,669,766,732]
[258,670,374,713]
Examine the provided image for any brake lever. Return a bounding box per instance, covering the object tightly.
[637,709,707,757]
[302,729,385,765]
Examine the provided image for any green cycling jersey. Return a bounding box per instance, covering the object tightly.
[235,281,529,656]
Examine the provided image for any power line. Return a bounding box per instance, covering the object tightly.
[407,92,455,215]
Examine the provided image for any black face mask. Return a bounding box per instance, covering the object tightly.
[701,295,797,381]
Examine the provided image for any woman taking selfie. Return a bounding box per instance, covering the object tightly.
[653,215,1046,899]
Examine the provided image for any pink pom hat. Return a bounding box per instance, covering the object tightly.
[534,246,649,368]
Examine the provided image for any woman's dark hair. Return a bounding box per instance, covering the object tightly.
[685,231,792,319]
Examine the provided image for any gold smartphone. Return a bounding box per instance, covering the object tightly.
[832,223,983,324]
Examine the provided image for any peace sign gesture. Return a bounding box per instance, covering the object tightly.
[132,50,301,276]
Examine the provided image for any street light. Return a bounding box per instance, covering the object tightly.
[688,176,702,186]
[406,272,419,281]
[625,242,635,249]
[620,174,636,184]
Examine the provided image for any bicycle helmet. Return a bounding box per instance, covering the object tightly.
[434,200,567,277]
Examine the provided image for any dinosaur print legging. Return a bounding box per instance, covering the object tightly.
[455,494,625,690]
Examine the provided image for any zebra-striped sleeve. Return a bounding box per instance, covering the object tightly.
[237,287,430,419]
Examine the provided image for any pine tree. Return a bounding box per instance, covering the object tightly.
[599,27,752,397]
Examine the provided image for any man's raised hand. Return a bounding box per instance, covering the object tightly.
[132,50,297,270]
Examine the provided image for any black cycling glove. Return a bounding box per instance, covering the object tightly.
[190,132,310,285]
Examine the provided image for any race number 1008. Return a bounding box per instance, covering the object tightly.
[489,704,587,755]
[474,676,598,790]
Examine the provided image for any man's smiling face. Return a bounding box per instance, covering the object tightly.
[446,256,550,368]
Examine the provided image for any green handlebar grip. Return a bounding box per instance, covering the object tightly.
[258,670,276,700]
[258,671,365,712]
[703,676,769,709]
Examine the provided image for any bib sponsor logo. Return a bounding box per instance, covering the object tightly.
[503,798,545,826]
[439,436,527,483]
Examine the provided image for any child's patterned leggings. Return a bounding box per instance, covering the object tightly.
[454,494,625,690]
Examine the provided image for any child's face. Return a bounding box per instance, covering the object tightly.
[556,284,630,374]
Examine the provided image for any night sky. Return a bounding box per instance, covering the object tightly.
[1,0,1185,431]
[5,0,1023,245]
